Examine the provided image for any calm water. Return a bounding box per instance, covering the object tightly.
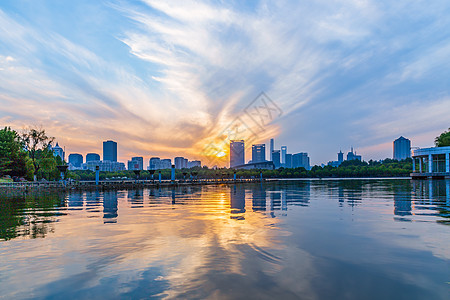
[1,179,449,299]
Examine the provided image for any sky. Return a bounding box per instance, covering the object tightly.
[1,0,449,167]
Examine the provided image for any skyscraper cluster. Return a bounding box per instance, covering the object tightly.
[65,140,201,172]
[230,138,310,170]
[328,148,362,167]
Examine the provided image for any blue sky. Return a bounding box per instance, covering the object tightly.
[0,0,449,166]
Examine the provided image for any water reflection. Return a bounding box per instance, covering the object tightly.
[1,180,449,299]
[103,190,118,223]
[230,185,245,220]
[0,191,64,240]
[393,181,412,217]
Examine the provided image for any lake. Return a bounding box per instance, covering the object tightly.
[0,179,449,299]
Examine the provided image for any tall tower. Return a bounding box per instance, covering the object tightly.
[393,136,411,160]
[230,140,245,168]
[281,146,287,164]
[103,140,117,162]
[252,144,266,163]
[270,138,274,161]
[338,150,344,163]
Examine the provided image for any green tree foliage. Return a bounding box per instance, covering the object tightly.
[435,128,450,147]
[0,127,33,179]
[21,128,55,180]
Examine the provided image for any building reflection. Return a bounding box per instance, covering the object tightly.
[67,192,84,209]
[411,179,450,223]
[85,190,101,214]
[392,181,412,217]
[333,181,363,208]
[128,189,144,207]
[103,190,118,223]
[252,184,267,211]
[230,185,246,220]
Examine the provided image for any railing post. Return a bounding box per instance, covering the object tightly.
[95,166,100,185]
[446,152,450,173]
[428,154,433,173]
[171,164,175,183]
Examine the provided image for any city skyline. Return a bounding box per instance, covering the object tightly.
[1,1,449,165]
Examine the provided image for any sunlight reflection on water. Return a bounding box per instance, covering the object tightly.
[0,179,449,299]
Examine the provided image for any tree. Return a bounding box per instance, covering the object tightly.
[0,127,33,179]
[21,128,54,180]
[435,128,450,147]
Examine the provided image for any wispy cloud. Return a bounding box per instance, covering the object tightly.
[0,0,449,165]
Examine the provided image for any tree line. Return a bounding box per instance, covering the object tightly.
[69,158,413,181]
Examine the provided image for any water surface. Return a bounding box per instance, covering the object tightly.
[1,179,449,299]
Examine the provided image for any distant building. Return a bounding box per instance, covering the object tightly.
[233,161,275,170]
[160,159,172,169]
[252,144,266,163]
[393,136,411,160]
[338,150,344,163]
[148,157,161,170]
[68,153,83,168]
[270,138,274,161]
[272,150,281,169]
[174,157,185,169]
[82,160,125,172]
[86,153,100,162]
[103,140,117,162]
[127,156,143,170]
[292,152,310,170]
[285,153,292,168]
[52,142,64,161]
[347,147,362,161]
[188,160,201,168]
[230,140,245,168]
[328,150,344,167]
[281,146,287,164]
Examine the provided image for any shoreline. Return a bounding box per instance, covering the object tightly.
[1,176,444,192]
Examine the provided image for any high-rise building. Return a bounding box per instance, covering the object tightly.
[230,140,245,168]
[338,150,344,163]
[270,138,274,161]
[160,159,172,169]
[148,157,161,170]
[292,152,310,170]
[86,153,100,162]
[128,156,143,170]
[174,157,185,169]
[393,136,411,160]
[272,150,281,168]
[68,153,83,168]
[347,147,362,161]
[127,160,138,171]
[285,153,292,168]
[252,144,266,163]
[103,140,117,162]
[52,142,64,161]
[281,146,287,164]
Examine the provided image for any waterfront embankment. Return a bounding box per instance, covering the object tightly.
[0,178,267,191]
